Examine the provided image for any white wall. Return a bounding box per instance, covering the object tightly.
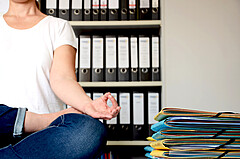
[162,0,240,112]
[0,0,9,14]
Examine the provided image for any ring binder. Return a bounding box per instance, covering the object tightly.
[92,35,104,82]
[100,0,107,20]
[83,0,91,21]
[79,35,91,82]
[59,0,70,20]
[108,0,119,21]
[129,0,136,20]
[92,0,100,21]
[71,0,83,21]
[118,36,130,81]
[46,0,57,17]
[120,0,128,20]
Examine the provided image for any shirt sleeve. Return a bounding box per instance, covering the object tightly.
[53,20,77,51]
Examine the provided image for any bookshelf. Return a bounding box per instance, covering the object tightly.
[75,20,161,151]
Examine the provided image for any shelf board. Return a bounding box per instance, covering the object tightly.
[107,141,150,146]
[70,20,161,27]
[79,81,162,87]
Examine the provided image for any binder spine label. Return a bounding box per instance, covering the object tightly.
[129,0,136,9]
[93,38,104,68]
[72,0,82,9]
[140,0,150,8]
[152,0,159,8]
[106,38,117,68]
[92,0,99,9]
[107,93,118,124]
[80,38,91,68]
[59,0,69,9]
[133,93,144,125]
[139,37,150,68]
[130,37,138,68]
[84,0,91,9]
[46,0,57,8]
[75,38,79,70]
[119,93,131,124]
[118,37,129,68]
[152,37,159,67]
[148,93,159,124]
[109,0,119,9]
[100,0,107,9]
[93,93,104,123]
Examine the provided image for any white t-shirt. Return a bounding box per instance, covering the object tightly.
[0,15,77,114]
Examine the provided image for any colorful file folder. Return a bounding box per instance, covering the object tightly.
[145,108,240,159]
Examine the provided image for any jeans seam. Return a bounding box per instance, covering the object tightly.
[60,115,65,125]
[8,145,23,159]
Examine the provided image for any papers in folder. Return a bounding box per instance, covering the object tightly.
[145,108,240,158]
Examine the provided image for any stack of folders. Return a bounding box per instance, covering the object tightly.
[77,35,160,82]
[145,108,240,158]
[44,0,161,21]
[85,91,160,140]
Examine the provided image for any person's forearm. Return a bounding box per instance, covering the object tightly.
[50,76,93,113]
[24,108,82,133]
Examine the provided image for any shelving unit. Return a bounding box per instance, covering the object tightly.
[72,20,161,154]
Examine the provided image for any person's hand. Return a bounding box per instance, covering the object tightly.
[83,92,121,120]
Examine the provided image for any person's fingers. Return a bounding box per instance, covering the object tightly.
[100,92,111,103]
[107,95,120,113]
[110,106,121,117]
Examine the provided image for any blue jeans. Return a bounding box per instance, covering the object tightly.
[0,105,107,159]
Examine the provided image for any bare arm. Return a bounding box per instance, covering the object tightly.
[50,45,121,120]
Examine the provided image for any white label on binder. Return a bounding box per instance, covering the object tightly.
[106,37,117,68]
[130,37,138,68]
[80,37,91,68]
[148,93,159,124]
[118,37,129,68]
[92,37,104,68]
[139,37,150,68]
[119,93,130,124]
[59,0,69,9]
[140,0,150,8]
[75,38,79,69]
[129,0,136,9]
[72,0,82,9]
[84,0,91,9]
[152,37,159,67]
[152,0,158,8]
[46,0,57,9]
[133,93,144,125]
[101,0,107,9]
[107,93,118,124]
[92,0,99,9]
[109,0,119,9]
[93,93,103,123]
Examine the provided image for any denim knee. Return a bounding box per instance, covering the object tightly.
[51,113,107,159]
